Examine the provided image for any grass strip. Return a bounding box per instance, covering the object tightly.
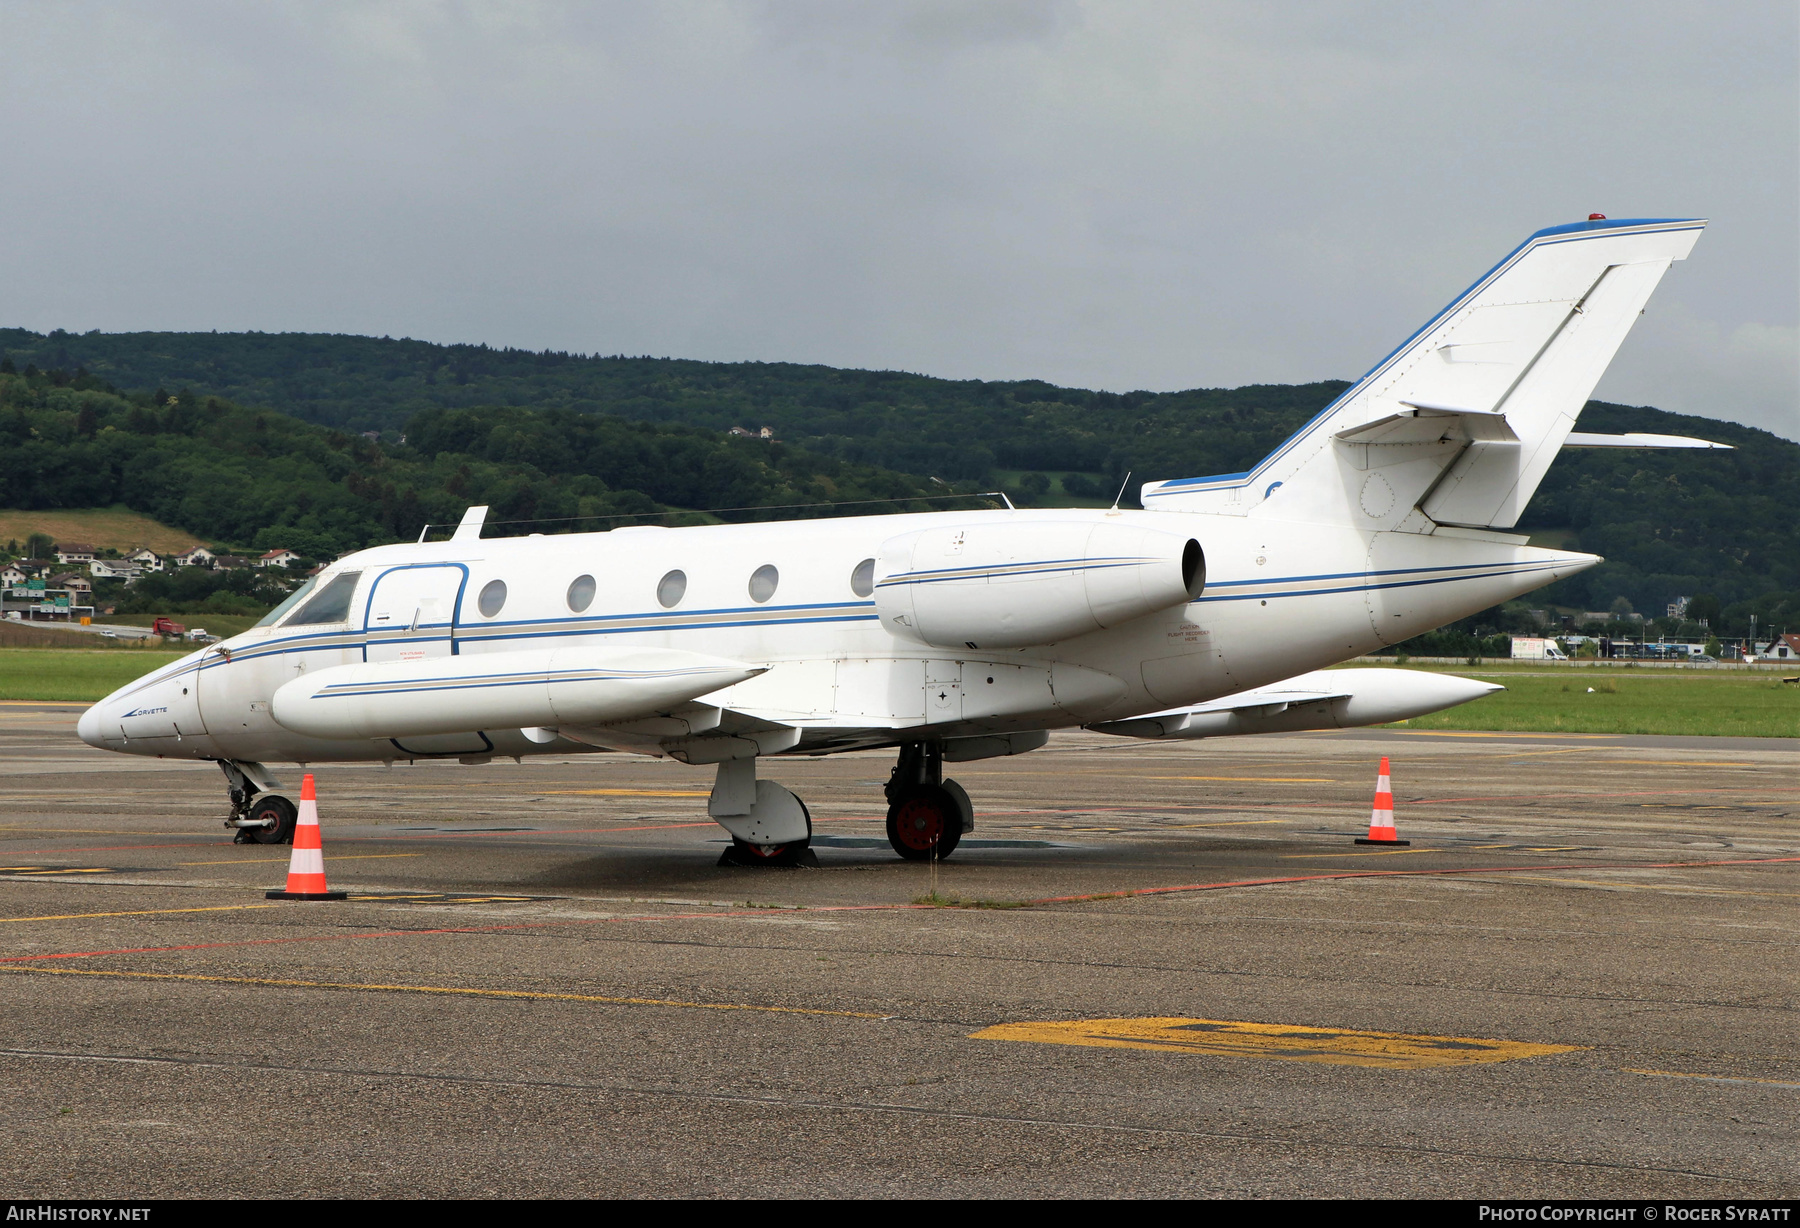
[0,648,187,702]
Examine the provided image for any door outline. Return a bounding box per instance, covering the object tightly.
[361,563,470,662]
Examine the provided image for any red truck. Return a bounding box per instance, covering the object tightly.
[151,617,186,638]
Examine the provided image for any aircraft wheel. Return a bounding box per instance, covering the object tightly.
[718,794,813,867]
[886,785,963,862]
[244,794,297,845]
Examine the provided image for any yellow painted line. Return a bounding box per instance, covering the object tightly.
[1280,848,1436,859]
[1169,820,1285,829]
[1,965,886,1019]
[0,904,280,924]
[539,789,711,797]
[1622,1067,1800,1089]
[972,1017,1584,1069]
[0,867,113,875]
[1152,770,1339,777]
[176,853,424,866]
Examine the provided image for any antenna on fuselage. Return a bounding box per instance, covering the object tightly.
[451,506,490,542]
[1108,472,1133,515]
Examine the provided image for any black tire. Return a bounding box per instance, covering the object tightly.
[886,785,962,861]
[244,794,297,845]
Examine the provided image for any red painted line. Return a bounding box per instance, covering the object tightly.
[2,856,1793,968]
[1023,855,1800,905]
[0,902,936,965]
[1411,787,1800,806]
[0,842,235,856]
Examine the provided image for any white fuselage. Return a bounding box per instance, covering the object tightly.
[78,506,1593,769]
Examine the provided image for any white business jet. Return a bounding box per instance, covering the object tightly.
[79,217,1725,864]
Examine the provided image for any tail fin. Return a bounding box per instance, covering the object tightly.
[1142,218,1706,530]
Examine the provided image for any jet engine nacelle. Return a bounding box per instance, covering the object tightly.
[874,521,1204,650]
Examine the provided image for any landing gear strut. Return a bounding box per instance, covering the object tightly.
[884,743,971,861]
[710,758,816,867]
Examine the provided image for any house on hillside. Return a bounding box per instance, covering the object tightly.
[1,563,26,587]
[213,554,251,570]
[125,548,164,572]
[257,549,302,568]
[1753,634,1800,662]
[88,559,142,581]
[49,573,93,595]
[17,559,54,577]
[54,542,95,565]
[174,547,216,568]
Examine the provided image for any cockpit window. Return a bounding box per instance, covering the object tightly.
[256,576,318,627]
[285,571,363,626]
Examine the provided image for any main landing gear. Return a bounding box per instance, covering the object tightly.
[219,761,297,845]
[708,742,974,867]
[884,743,973,862]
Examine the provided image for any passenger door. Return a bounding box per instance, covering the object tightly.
[363,564,466,664]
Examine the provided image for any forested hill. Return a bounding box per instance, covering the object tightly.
[1,328,1796,631]
[0,327,1342,485]
[0,371,949,560]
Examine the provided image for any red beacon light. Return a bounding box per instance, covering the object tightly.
[1588,213,1607,220]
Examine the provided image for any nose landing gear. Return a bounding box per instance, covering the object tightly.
[884,743,972,861]
[219,760,296,845]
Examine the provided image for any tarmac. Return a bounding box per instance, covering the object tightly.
[1,700,1796,1198]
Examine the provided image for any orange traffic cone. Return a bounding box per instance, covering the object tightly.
[1354,756,1410,846]
[265,774,346,900]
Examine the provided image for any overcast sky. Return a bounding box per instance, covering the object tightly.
[2,1,1794,438]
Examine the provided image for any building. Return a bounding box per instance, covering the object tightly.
[1754,634,1800,662]
[257,548,303,568]
[88,559,143,581]
[174,546,216,568]
[49,573,93,595]
[1666,595,1691,619]
[1,564,25,587]
[125,548,164,572]
[213,554,251,570]
[54,542,96,565]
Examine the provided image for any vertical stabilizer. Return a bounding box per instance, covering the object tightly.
[1142,218,1705,530]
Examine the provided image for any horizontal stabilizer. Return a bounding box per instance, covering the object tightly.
[1563,432,1733,449]
[1335,406,1520,445]
[1087,669,1500,740]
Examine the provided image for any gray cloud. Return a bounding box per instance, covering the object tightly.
[1,1,1793,438]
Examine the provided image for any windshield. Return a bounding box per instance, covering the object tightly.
[285,570,363,626]
[255,576,318,627]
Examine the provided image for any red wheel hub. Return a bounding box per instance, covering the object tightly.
[892,794,949,852]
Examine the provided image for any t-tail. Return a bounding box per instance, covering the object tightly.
[1141,218,1720,530]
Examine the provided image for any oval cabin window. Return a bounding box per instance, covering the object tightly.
[851,557,875,598]
[748,564,779,604]
[567,574,596,613]
[657,570,686,609]
[477,579,507,618]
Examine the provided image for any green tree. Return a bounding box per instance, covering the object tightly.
[24,532,54,560]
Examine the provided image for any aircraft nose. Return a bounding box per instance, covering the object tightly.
[77,703,106,749]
